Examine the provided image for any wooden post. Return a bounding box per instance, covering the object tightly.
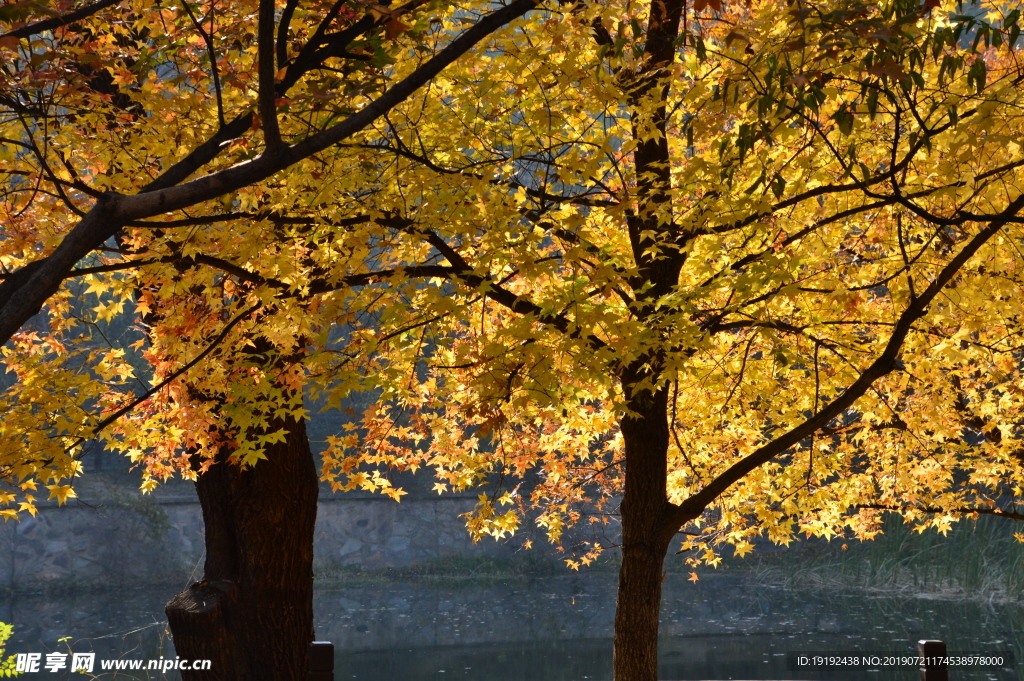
[309,641,334,681]
[919,640,948,681]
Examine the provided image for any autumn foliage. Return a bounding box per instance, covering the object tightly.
[6,0,1024,585]
[0,0,537,509]
[317,0,1024,560]
[4,0,1024,679]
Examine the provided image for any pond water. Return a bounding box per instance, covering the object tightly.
[3,573,1021,680]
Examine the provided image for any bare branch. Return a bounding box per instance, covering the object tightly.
[258,0,283,148]
[179,0,225,127]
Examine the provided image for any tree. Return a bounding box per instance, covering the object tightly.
[0,1,541,679]
[294,2,1024,681]
[5,2,1024,681]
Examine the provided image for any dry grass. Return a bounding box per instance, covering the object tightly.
[746,514,1024,601]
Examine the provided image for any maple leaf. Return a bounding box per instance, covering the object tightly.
[384,487,408,501]
[724,31,750,46]
[733,541,754,558]
[693,0,723,11]
[865,59,907,81]
[46,485,76,505]
[688,572,699,583]
[384,19,410,41]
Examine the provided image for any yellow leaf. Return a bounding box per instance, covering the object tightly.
[733,541,754,558]
[46,485,76,505]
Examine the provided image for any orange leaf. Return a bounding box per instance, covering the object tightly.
[693,0,722,11]
[385,19,410,41]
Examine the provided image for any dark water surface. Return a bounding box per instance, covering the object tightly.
[4,573,1021,680]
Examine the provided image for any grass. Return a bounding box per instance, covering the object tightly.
[746,513,1024,600]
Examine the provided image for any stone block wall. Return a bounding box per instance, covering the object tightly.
[0,478,536,590]
[314,496,519,571]
[1,495,204,590]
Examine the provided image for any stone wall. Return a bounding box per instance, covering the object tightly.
[314,495,520,571]
[2,492,204,590]
[0,477,533,590]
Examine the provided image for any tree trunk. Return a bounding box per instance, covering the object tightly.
[166,415,318,681]
[613,383,674,681]
[614,532,670,681]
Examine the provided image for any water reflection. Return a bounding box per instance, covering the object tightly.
[4,573,1022,680]
[318,573,1022,681]
[3,586,178,678]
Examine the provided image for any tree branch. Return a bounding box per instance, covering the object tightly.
[412,225,609,351]
[179,0,225,127]
[277,0,301,67]
[71,302,262,450]
[0,0,120,40]
[664,193,1024,534]
[258,0,283,148]
[0,0,541,347]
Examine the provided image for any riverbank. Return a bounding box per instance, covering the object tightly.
[743,514,1024,603]
[7,469,1024,606]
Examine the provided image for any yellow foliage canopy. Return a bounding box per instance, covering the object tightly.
[3,0,1024,572]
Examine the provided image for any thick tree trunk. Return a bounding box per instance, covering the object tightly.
[613,383,675,681]
[165,416,318,681]
[614,532,670,681]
